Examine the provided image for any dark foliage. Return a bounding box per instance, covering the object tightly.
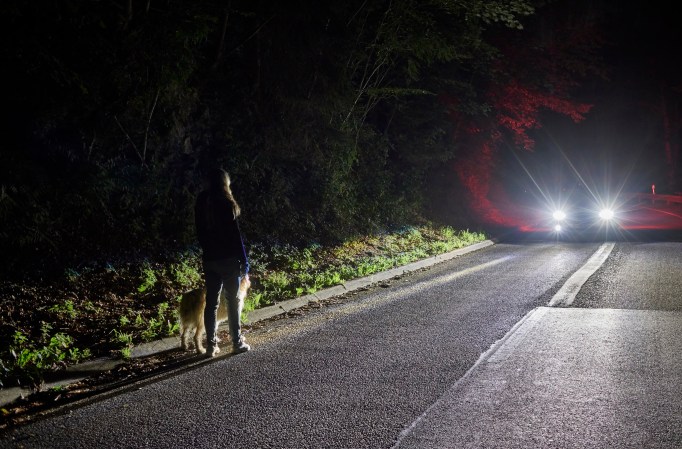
[2,0,593,279]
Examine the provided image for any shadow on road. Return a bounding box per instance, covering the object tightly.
[489,226,682,244]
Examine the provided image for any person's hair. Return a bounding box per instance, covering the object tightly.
[207,168,241,218]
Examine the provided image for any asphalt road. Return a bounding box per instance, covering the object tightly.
[393,240,682,449]
[2,240,682,448]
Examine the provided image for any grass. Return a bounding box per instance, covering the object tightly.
[246,225,485,311]
[0,222,485,389]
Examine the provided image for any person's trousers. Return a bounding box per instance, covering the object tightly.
[203,257,243,348]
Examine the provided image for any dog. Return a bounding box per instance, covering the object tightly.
[179,275,251,354]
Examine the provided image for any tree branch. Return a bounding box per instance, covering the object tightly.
[114,116,143,164]
[142,88,161,165]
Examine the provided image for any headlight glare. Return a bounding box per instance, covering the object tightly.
[552,210,566,221]
[599,208,614,220]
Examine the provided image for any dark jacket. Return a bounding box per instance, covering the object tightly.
[195,191,248,269]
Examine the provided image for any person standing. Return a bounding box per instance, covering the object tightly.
[195,168,251,357]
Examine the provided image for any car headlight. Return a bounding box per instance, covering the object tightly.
[552,210,566,221]
[599,208,614,220]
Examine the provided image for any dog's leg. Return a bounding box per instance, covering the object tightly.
[181,325,189,351]
[235,276,248,335]
[194,321,206,354]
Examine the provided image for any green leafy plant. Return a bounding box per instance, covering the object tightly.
[113,330,133,347]
[140,318,161,342]
[121,302,179,342]
[119,347,132,359]
[137,262,158,293]
[47,300,78,319]
[5,327,92,387]
[83,301,102,314]
[243,292,263,317]
[169,255,201,287]
[165,319,180,337]
[68,346,92,361]
[441,226,455,239]
[134,314,144,327]
[261,271,291,296]
[156,302,169,319]
[245,223,486,310]
[112,329,134,360]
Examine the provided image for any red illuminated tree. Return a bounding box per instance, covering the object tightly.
[451,7,604,226]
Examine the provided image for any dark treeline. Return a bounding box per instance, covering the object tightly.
[1,1,603,277]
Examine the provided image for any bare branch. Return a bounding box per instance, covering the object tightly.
[142,88,161,165]
[211,6,231,70]
[114,115,143,163]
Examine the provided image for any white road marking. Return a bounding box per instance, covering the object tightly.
[392,243,616,447]
[391,307,548,448]
[547,242,615,307]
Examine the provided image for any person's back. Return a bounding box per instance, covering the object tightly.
[195,190,243,262]
[194,168,251,357]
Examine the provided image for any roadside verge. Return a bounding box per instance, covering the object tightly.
[0,239,495,408]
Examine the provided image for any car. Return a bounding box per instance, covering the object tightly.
[548,184,619,238]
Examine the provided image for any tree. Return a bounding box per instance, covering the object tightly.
[2,0,584,276]
[446,1,604,226]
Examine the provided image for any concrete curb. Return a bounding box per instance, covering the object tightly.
[0,239,494,407]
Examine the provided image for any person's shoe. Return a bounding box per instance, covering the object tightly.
[205,346,221,358]
[233,337,251,354]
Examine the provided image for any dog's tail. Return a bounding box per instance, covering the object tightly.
[237,275,251,301]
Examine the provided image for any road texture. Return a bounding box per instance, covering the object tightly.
[392,307,682,448]
[573,241,682,311]
[3,240,682,448]
[393,240,682,448]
